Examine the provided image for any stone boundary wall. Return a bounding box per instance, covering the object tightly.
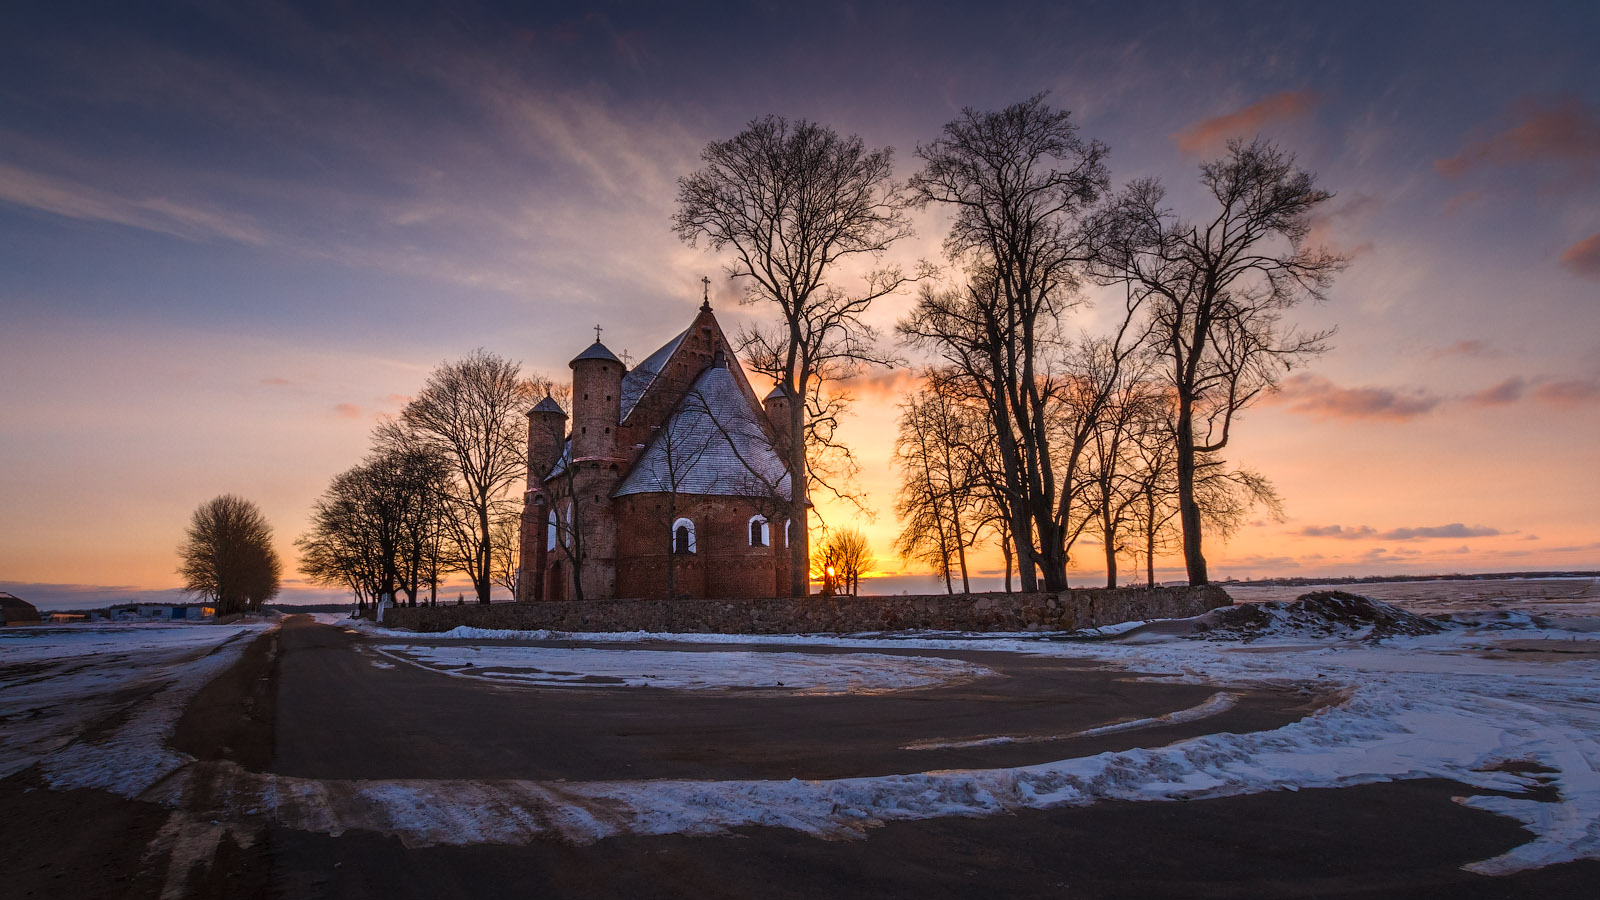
[376,586,1234,635]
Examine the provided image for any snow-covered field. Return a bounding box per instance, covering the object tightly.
[372,644,995,693]
[0,622,272,782]
[7,582,1600,879]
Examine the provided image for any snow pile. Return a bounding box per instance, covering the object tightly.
[1191,591,1444,643]
[373,644,996,694]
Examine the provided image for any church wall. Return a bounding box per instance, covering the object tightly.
[613,493,790,600]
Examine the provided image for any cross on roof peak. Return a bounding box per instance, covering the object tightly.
[700,276,712,310]
[593,323,603,343]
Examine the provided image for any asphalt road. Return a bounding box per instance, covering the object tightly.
[264,616,1315,782]
[5,614,1598,899]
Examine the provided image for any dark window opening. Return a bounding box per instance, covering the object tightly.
[675,525,691,554]
[750,520,766,547]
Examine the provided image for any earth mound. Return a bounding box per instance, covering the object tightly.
[1190,590,1444,643]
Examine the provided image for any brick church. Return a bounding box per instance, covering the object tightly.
[515,298,796,601]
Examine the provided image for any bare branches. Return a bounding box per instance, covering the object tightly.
[676,116,920,596]
[900,94,1111,591]
[400,349,537,603]
[1092,138,1345,584]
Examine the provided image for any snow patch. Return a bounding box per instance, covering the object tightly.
[373,644,996,694]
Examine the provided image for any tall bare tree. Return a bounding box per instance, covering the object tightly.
[1095,139,1344,584]
[893,370,984,594]
[902,94,1110,592]
[401,349,536,603]
[1071,355,1166,588]
[675,116,919,597]
[179,494,281,614]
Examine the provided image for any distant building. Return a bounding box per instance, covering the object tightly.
[516,301,796,601]
[0,592,42,626]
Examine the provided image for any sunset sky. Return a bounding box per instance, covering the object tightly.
[2,1,1597,609]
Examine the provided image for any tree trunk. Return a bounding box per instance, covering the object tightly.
[788,387,809,598]
[1175,401,1209,585]
[1145,489,1157,588]
[950,501,971,594]
[1103,507,1118,590]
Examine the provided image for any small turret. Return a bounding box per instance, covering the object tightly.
[570,339,623,460]
[763,382,792,456]
[525,393,567,492]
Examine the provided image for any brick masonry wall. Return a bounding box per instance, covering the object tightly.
[377,585,1233,634]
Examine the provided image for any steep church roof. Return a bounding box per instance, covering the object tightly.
[619,327,688,422]
[614,364,791,500]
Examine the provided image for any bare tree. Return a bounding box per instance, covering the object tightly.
[1095,139,1344,584]
[813,526,875,597]
[297,443,452,609]
[893,370,984,594]
[179,494,281,614]
[401,349,536,603]
[675,116,920,597]
[1071,354,1166,588]
[902,94,1110,592]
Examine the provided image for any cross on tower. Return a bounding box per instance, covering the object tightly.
[700,275,711,309]
[593,324,603,343]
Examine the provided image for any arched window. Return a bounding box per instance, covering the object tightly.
[546,510,558,551]
[749,515,770,547]
[564,505,573,547]
[784,519,790,548]
[673,517,696,554]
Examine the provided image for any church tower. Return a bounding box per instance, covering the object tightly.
[564,335,625,599]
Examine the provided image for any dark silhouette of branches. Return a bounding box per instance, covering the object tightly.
[179,494,281,614]
[675,115,922,596]
[401,349,536,603]
[901,94,1111,591]
[1093,138,1344,584]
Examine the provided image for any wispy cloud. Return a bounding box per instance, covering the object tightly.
[1559,233,1600,281]
[1172,91,1319,155]
[1271,374,1441,421]
[1298,523,1504,541]
[1378,523,1503,541]
[1428,339,1499,360]
[333,403,362,418]
[1532,376,1600,406]
[1436,96,1600,181]
[1298,524,1377,539]
[0,160,269,245]
[1463,377,1526,406]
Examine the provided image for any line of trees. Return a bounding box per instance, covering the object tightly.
[892,95,1342,590]
[297,350,555,609]
[288,96,1340,605]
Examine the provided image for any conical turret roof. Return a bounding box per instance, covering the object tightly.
[528,394,566,416]
[570,340,621,366]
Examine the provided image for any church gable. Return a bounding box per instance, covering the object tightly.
[614,364,791,500]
